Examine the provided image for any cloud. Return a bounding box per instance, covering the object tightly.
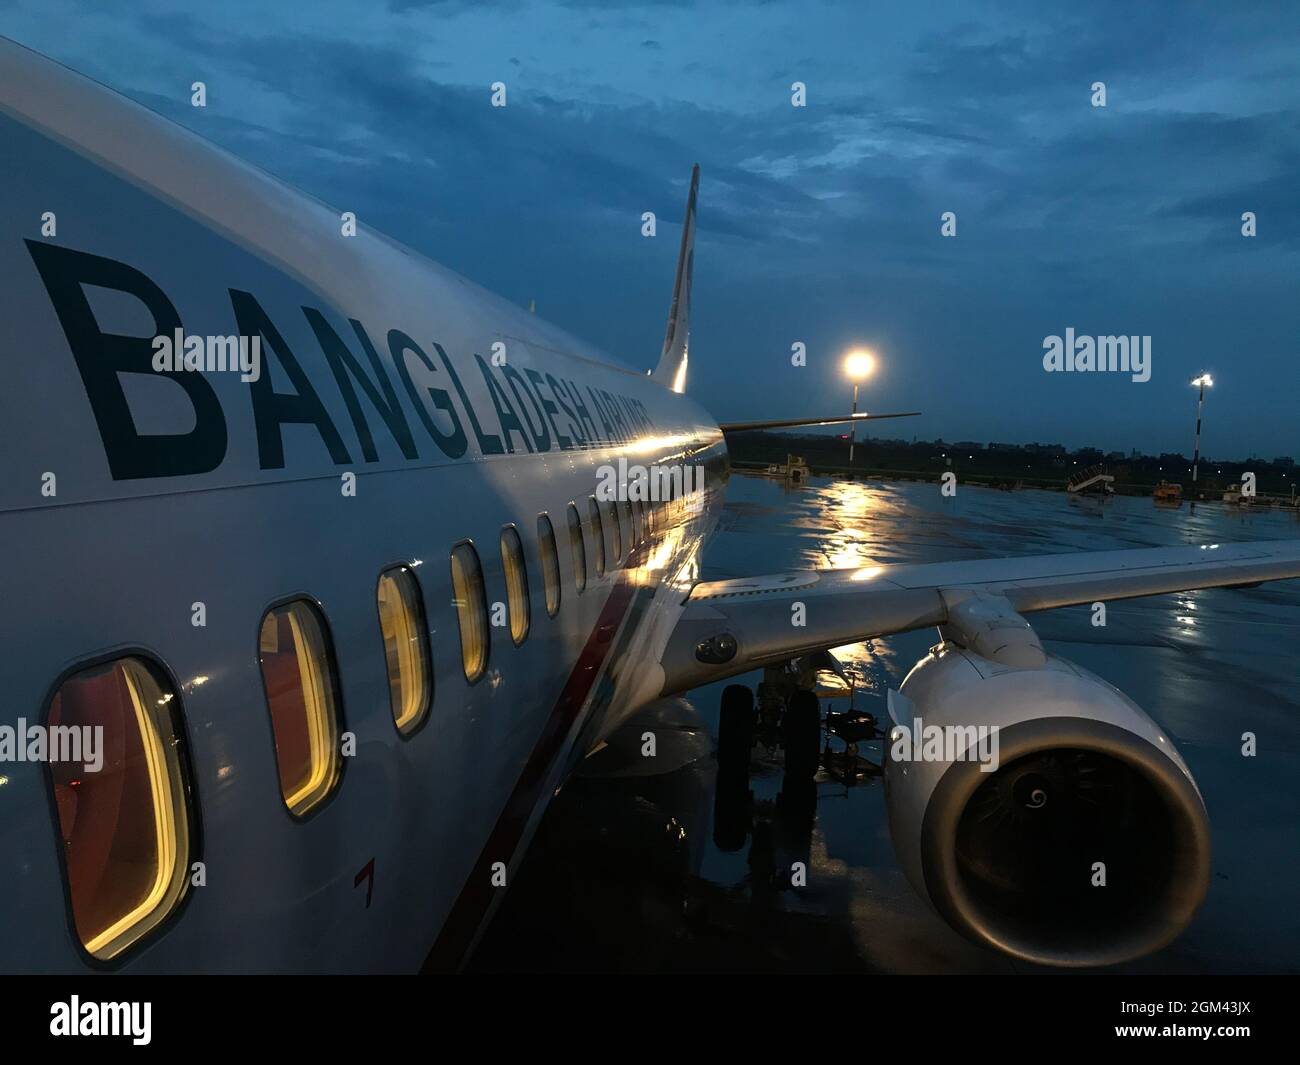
[2,0,1296,455]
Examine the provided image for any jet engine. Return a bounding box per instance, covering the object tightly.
[883,592,1211,967]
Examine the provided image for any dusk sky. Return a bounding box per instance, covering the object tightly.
[3,0,1297,458]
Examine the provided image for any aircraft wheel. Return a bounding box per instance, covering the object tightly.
[783,690,821,779]
[718,684,755,773]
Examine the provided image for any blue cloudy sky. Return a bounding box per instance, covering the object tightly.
[3,0,1297,458]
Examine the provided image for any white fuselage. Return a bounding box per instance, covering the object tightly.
[0,38,726,972]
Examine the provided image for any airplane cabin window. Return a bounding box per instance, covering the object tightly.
[46,655,194,962]
[501,525,531,646]
[587,497,606,577]
[567,503,587,594]
[377,566,433,736]
[537,513,562,617]
[618,499,633,554]
[605,498,622,564]
[259,600,344,816]
[450,541,490,682]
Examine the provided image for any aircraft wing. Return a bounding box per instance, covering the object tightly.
[719,411,921,432]
[659,538,1300,693]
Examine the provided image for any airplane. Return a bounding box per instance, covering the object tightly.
[2,36,1299,973]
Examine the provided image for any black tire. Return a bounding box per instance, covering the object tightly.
[718,684,755,774]
[783,690,822,779]
[712,774,753,852]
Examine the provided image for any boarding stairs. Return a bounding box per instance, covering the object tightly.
[1067,463,1115,494]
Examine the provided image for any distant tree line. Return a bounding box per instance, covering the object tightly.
[725,431,1298,496]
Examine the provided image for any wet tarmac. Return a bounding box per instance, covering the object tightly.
[470,474,1300,974]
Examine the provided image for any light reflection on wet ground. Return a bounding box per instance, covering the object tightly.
[471,475,1300,974]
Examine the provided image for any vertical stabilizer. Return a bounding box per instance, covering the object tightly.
[652,164,699,393]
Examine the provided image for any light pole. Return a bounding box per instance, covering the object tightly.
[843,349,876,468]
[1190,373,1213,488]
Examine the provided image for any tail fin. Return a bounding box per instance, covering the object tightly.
[652,164,699,393]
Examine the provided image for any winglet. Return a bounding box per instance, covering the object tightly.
[652,164,699,393]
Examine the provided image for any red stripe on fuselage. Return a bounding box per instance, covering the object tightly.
[423,575,640,971]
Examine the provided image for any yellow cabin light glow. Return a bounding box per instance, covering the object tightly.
[450,543,490,683]
[47,657,192,961]
[377,566,432,736]
[259,601,343,815]
[500,525,531,647]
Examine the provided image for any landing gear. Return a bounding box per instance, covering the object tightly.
[715,664,823,778]
[717,684,756,775]
[782,690,821,780]
[714,655,887,784]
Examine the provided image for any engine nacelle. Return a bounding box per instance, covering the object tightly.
[884,641,1211,967]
